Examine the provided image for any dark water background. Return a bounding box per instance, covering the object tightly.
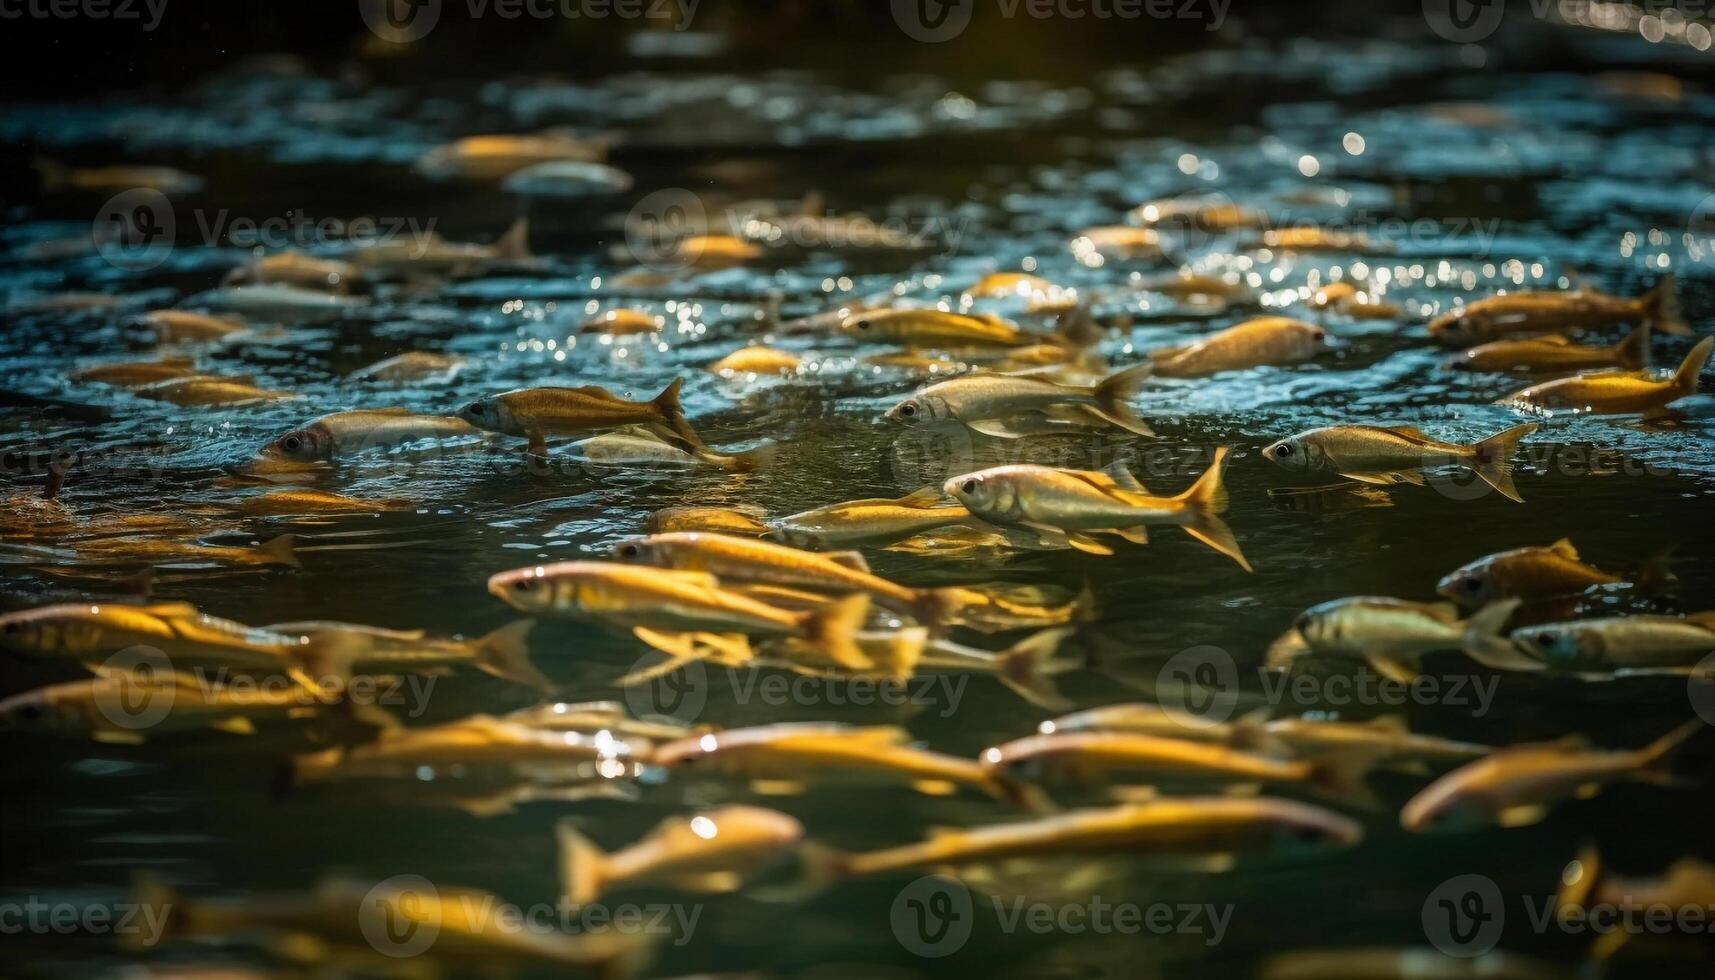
[3,2,1715,978]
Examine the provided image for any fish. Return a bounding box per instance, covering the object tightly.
[1130,195,1267,231]
[649,723,1049,809]
[884,364,1155,438]
[839,309,1049,350]
[664,234,763,270]
[133,376,295,406]
[71,534,302,569]
[980,730,1378,801]
[645,505,770,536]
[502,159,634,198]
[1256,227,1383,253]
[0,600,325,686]
[962,272,1061,301]
[230,489,416,516]
[457,378,700,455]
[1506,612,1715,673]
[349,219,531,277]
[184,283,369,320]
[263,409,480,461]
[348,351,466,382]
[607,532,973,632]
[1136,272,1256,304]
[1400,720,1702,830]
[708,346,803,376]
[503,700,709,741]
[1556,845,1715,961]
[263,620,552,691]
[33,158,204,195]
[291,713,645,784]
[569,430,704,468]
[70,356,201,387]
[765,487,972,548]
[223,250,360,292]
[415,132,615,180]
[1263,422,1540,503]
[1069,226,1162,262]
[1428,277,1687,347]
[1451,325,1651,374]
[1309,281,1400,319]
[767,625,1078,707]
[486,560,873,670]
[129,875,652,975]
[581,308,664,335]
[0,673,326,743]
[1268,596,1519,682]
[125,310,247,343]
[808,796,1360,880]
[1144,317,1331,378]
[1496,336,1712,418]
[557,805,804,905]
[1435,538,1669,608]
[941,450,1248,569]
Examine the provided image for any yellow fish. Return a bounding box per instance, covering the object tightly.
[1264,423,1539,502]
[1429,278,1686,347]
[557,805,803,905]
[1496,336,1711,418]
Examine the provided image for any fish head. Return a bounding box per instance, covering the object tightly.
[1509,623,1592,669]
[1399,776,1489,832]
[650,731,724,770]
[1263,799,1365,850]
[486,565,566,614]
[0,606,80,657]
[1427,310,1480,348]
[1436,563,1501,608]
[837,311,884,342]
[762,525,825,550]
[885,393,948,424]
[455,395,509,433]
[942,469,1015,518]
[1261,435,1318,472]
[0,689,77,734]
[267,425,331,463]
[609,537,668,567]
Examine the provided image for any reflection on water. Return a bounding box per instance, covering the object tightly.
[2,8,1714,980]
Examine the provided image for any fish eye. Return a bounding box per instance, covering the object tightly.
[1462,578,1483,593]
[465,402,485,416]
[1293,613,1311,632]
[1273,444,1294,458]
[15,704,40,721]
[1,621,17,634]
[512,579,535,592]
[1535,631,1557,647]
[1312,329,1327,342]
[617,543,641,558]
[282,435,302,451]
[899,403,917,417]
[854,319,871,331]
[960,479,977,494]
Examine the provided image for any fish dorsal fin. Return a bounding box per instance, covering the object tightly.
[896,486,948,509]
[1547,538,1580,560]
[1389,425,1430,440]
[1100,460,1151,494]
[823,551,871,573]
[1367,715,1409,732]
[137,602,200,618]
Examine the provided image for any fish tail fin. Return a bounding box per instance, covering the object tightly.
[650,376,711,454]
[495,217,531,261]
[698,442,777,473]
[45,452,71,500]
[1090,362,1155,437]
[796,594,874,671]
[1632,546,1678,595]
[1640,719,1704,774]
[1667,335,1713,402]
[1614,323,1652,370]
[996,627,1078,710]
[125,873,187,950]
[31,156,70,192]
[1459,599,1542,670]
[1643,275,1690,336]
[1175,446,1250,571]
[911,587,971,636]
[781,841,855,897]
[555,817,609,907]
[253,533,300,568]
[474,620,556,691]
[1471,423,1539,503]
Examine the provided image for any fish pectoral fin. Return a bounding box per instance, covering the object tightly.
[1108,526,1149,545]
[1384,469,1427,486]
[666,871,746,894]
[1574,782,1606,800]
[1018,522,1074,548]
[965,419,1031,439]
[1338,471,1407,486]
[209,717,257,736]
[615,653,701,687]
[822,550,872,573]
[749,779,808,796]
[896,486,950,509]
[1064,533,1116,555]
[1496,804,1551,828]
[910,779,960,796]
[631,627,751,666]
[1364,655,1422,685]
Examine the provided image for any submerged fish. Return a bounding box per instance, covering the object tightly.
[1505,612,1715,673]
[557,805,803,905]
[504,700,708,741]
[581,308,664,335]
[186,283,368,320]
[503,160,634,198]
[1436,538,1666,608]
[34,158,203,195]
[1401,721,1702,830]
[1268,597,1517,682]
[1145,317,1330,378]
[70,534,301,569]
[1496,336,1711,418]
[264,408,479,461]
[884,364,1154,438]
[457,379,697,453]
[1452,326,1651,374]
[650,723,1048,809]
[840,309,1046,350]
[349,351,467,382]
[941,450,1248,568]
[766,487,971,548]
[349,219,531,278]
[126,310,247,343]
[291,713,644,784]
[486,560,872,670]
[0,600,321,683]
[0,673,324,743]
[645,505,770,536]
[814,796,1360,879]
[1069,226,1161,261]
[1263,423,1539,503]
[133,376,294,407]
[1310,281,1400,319]
[416,132,614,180]
[264,620,551,690]
[569,431,704,468]
[231,489,416,516]
[1557,845,1715,961]
[1428,278,1686,347]
[223,250,360,292]
[71,356,201,387]
[708,346,803,376]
